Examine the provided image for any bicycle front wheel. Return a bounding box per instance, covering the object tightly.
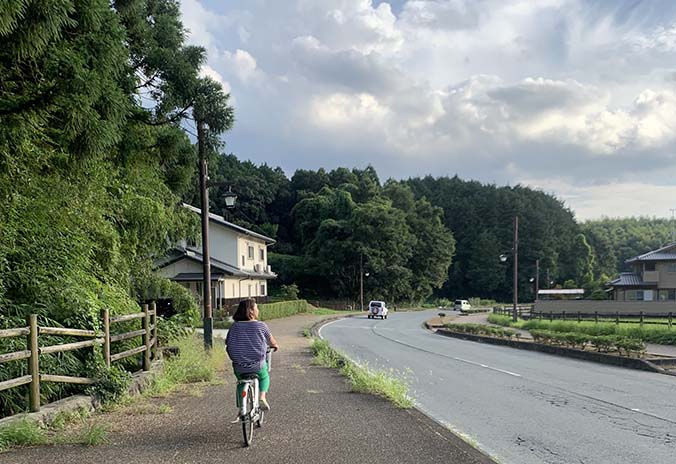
[242,390,255,446]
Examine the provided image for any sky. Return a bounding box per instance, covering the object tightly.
[180,0,676,220]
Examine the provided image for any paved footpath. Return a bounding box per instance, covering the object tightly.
[1,313,495,464]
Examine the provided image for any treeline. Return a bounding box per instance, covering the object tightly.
[192,157,615,303]
[0,0,231,414]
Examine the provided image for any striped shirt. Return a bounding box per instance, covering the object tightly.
[225,321,272,373]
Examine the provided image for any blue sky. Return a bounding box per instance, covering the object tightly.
[181,0,676,220]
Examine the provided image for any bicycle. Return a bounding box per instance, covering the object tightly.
[237,348,273,447]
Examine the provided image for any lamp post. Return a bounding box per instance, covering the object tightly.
[198,142,237,350]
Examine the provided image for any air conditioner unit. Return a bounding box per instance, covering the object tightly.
[254,263,262,272]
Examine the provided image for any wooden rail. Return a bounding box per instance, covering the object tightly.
[0,302,159,413]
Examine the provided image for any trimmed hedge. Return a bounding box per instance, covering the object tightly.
[258,300,310,321]
[444,323,517,339]
[530,329,645,357]
[522,319,676,345]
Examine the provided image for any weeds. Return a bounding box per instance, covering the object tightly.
[0,419,47,451]
[310,338,413,408]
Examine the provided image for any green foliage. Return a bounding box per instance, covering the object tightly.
[277,284,300,300]
[88,366,132,405]
[487,313,513,327]
[529,330,646,356]
[445,323,517,339]
[156,316,193,345]
[0,419,47,451]
[258,300,310,321]
[523,319,676,345]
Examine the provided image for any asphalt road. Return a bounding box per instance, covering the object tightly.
[320,310,676,464]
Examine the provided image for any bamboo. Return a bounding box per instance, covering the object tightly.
[40,338,103,355]
[103,308,110,368]
[28,315,40,412]
[110,345,146,363]
[0,350,31,364]
[0,375,32,392]
[40,374,97,385]
[0,328,29,338]
[39,327,97,337]
[142,304,150,371]
[110,329,145,343]
[110,312,145,324]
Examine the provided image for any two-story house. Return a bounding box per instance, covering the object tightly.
[156,204,276,314]
[609,243,676,301]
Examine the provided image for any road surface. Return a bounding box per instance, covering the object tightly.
[320,310,676,464]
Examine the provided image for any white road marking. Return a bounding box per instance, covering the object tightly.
[317,318,344,340]
[452,356,522,377]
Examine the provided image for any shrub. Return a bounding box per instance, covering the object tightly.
[487,314,512,327]
[277,284,300,301]
[258,300,310,321]
[87,366,132,405]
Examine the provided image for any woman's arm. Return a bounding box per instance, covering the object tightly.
[268,334,279,351]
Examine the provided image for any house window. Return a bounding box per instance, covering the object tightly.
[645,262,656,271]
[242,255,245,266]
[659,290,676,300]
[666,264,676,273]
[260,284,266,296]
[259,248,265,261]
[627,290,644,301]
[248,245,254,260]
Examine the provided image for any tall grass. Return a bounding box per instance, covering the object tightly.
[0,419,47,451]
[310,339,413,408]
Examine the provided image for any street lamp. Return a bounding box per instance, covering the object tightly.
[199,174,237,350]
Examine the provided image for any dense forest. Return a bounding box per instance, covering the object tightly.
[189,156,676,304]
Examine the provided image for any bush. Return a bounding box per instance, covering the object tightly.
[445,323,516,339]
[487,314,512,327]
[87,366,132,405]
[277,284,300,301]
[156,316,193,345]
[258,300,310,321]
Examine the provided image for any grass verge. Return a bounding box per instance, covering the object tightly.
[310,338,413,408]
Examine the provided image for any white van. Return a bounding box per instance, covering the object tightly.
[454,299,471,311]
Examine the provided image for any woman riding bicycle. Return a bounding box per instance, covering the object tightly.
[226,298,279,411]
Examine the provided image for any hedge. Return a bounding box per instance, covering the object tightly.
[258,300,311,321]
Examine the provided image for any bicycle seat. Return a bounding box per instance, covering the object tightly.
[240,373,259,380]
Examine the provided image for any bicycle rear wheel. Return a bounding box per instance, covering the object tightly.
[242,389,255,446]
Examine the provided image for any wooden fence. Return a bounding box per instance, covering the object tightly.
[529,310,674,327]
[0,303,158,413]
[492,305,534,318]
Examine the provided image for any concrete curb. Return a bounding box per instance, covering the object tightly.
[434,328,676,375]
[0,360,164,429]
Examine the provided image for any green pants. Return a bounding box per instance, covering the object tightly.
[234,362,269,405]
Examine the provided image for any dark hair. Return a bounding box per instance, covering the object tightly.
[233,298,257,321]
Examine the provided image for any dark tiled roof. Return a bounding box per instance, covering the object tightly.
[183,204,276,244]
[609,272,658,287]
[626,243,676,263]
[156,247,276,280]
[172,272,225,281]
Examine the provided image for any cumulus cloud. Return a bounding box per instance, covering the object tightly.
[180,0,676,218]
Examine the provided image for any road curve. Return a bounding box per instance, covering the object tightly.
[320,310,676,464]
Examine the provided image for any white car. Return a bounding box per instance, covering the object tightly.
[454,299,471,311]
[368,300,388,319]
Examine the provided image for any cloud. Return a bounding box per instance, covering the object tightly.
[179,0,676,219]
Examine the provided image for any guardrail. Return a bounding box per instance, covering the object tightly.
[0,303,158,413]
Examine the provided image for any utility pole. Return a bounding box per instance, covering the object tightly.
[512,216,519,322]
[670,209,676,243]
[535,258,540,302]
[360,253,364,312]
[198,119,213,350]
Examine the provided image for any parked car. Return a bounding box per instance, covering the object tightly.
[368,300,388,319]
[454,299,471,311]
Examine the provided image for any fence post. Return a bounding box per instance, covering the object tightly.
[640,311,644,326]
[595,311,598,324]
[549,312,553,322]
[616,311,619,325]
[28,314,40,412]
[669,312,673,329]
[151,301,158,360]
[102,308,111,368]
[577,311,581,323]
[562,311,566,321]
[142,304,150,371]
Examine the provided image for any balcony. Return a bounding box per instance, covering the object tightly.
[643,271,659,283]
